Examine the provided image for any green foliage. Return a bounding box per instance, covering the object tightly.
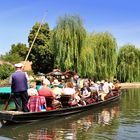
[9,43,28,59]
[30,45,54,74]
[0,64,14,80]
[0,43,28,64]
[91,32,118,80]
[52,15,86,72]
[79,34,96,78]
[1,15,139,82]
[0,53,23,64]
[117,44,140,82]
[28,22,54,74]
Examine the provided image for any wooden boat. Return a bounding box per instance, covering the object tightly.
[0,91,121,123]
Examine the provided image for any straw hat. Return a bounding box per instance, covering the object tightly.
[52,79,60,86]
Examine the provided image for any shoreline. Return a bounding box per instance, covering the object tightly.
[120,82,140,89]
[0,82,140,89]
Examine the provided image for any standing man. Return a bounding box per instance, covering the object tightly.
[9,63,29,112]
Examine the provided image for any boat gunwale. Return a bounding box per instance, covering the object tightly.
[0,93,121,117]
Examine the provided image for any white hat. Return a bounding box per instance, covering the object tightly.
[101,80,105,84]
[43,79,50,85]
[96,81,100,84]
[52,79,60,86]
[91,81,94,85]
[14,63,24,68]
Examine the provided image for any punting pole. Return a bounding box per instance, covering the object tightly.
[3,12,47,111]
[3,94,12,110]
[23,12,47,67]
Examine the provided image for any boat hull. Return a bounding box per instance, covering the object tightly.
[0,93,121,123]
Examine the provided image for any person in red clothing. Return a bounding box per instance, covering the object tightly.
[38,79,60,110]
[38,79,55,97]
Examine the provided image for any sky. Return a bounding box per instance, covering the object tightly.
[0,0,140,54]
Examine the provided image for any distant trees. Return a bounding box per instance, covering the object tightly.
[9,43,28,59]
[78,32,118,80]
[28,22,54,74]
[0,64,14,80]
[78,34,96,78]
[0,43,28,64]
[0,43,28,80]
[0,14,140,82]
[91,32,118,80]
[117,44,140,82]
[52,15,86,72]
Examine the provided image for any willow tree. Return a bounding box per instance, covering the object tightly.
[28,22,54,74]
[52,15,86,72]
[91,32,117,80]
[117,44,140,82]
[79,34,96,78]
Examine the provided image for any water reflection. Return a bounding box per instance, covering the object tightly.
[0,101,120,140]
[2,89,140,139]
[117,88,140,140]
[98,105,120,126]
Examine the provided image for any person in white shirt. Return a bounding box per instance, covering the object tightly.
[28,81,38,96]
[103,80,110,94]
[62,81,75,96]
[98,80,109,100]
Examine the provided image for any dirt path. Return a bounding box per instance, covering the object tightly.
[120,82,140,89]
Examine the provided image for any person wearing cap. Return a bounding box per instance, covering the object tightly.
[52,79,63,100]
[9,63,29,112]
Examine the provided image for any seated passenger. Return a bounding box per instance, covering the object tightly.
[60,81,75,107]
[71,74,80,88]
[89,81,98,101]
[80,80,91,99]
[80,80,96,104]
[73,87,86,106]
[114,80,121,90]
[52,79,63,100]
[62,81,75,96]
[98,80,109,100]
[103,80,110,94]
[38,79,55,98]
[39,79,62,109]
[28,81,38,96]
[89,81,98,93]
[108,80,115,90]
[73,87,81,103]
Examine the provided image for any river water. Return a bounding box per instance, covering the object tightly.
[0,88,140,140]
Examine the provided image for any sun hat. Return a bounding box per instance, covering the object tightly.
[43,79,50,85]
[96,81,100,84]
[90,81,94,85]
[14,63,24,68]
[101,80,105,84]
[52,79,60,86]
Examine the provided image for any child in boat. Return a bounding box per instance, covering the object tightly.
[27,81,38,96]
